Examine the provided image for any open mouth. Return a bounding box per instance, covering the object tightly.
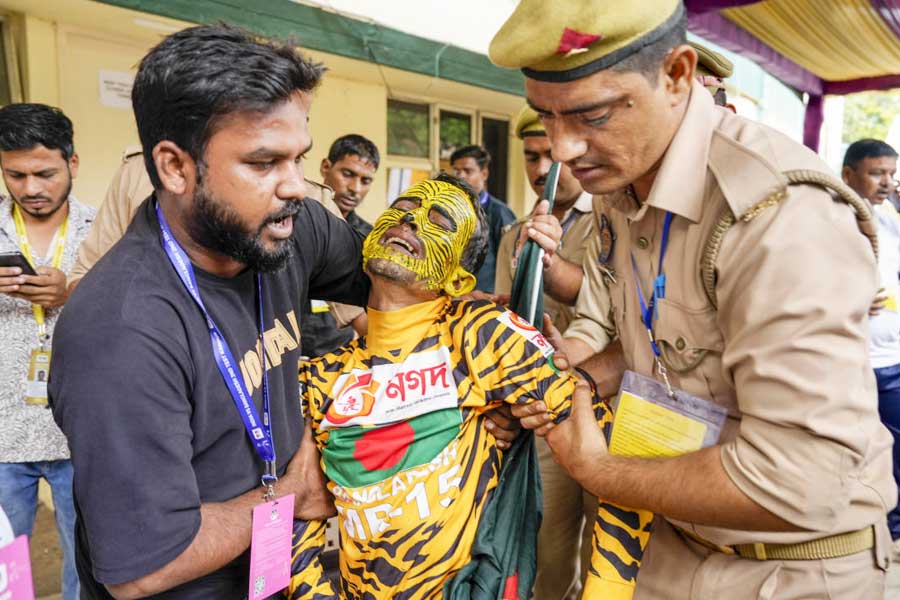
[379,227,423,258]
[385,236,416,257]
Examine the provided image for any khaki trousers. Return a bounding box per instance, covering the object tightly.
[631,518,889,600]
[533,437,598,600]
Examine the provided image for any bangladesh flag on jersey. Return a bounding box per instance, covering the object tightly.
[322,408,462,489]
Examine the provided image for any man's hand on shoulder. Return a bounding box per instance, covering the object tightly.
[281,424,336,520]
[1,266,68,308]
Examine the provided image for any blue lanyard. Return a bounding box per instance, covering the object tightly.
[630,211,674,357]
[155,202,277,488]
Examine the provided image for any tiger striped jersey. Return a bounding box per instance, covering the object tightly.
[298,298,572,599]
[291,297,655,599]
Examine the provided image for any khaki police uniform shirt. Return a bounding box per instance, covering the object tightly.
[566,80,894,546]
[68,148,152,286]
[495,192,593,333]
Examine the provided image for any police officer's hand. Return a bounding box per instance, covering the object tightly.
[518,200,563,269]
[283,423,336,520]
[542,313,566,354]
[544,382,608,478]
[485,405,521,450]
[6,266,68,308]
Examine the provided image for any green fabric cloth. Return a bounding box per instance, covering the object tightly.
[442,430,543,600]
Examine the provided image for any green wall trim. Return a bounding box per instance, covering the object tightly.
[95,0,525,97]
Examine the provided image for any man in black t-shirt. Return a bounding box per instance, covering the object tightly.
[49,25,370,599]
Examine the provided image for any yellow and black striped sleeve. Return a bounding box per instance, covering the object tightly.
[454,301,576,419]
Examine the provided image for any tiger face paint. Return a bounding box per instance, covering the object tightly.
[363,180,477,296]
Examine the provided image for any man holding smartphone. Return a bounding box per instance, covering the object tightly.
[0,102,96,600]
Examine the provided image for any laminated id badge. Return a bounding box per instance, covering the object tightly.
[609,370,727,458]
[248,493,294,598]
[24,349,51,406]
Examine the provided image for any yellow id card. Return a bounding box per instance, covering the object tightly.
[609,370,727,459]
[25,348,51,406]
[610,391,708,457]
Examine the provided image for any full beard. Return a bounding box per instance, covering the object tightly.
[186,185,300,273]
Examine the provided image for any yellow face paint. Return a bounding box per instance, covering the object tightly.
[363,180,477,296]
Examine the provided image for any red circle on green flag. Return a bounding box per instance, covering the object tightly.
[353,421,416,471]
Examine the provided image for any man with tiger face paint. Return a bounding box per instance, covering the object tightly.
[289,173,654,600]
[361,176,481,298]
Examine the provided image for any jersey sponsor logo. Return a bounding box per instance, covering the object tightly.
[497,310,554,358]
[321,348,458,430]
[328,373,379,424]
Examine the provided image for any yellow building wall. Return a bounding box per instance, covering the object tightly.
[305,74,389,225]
[1,1,531,220]
[56,25,148,204]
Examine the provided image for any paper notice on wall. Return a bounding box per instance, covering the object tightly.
[99,70,134,109]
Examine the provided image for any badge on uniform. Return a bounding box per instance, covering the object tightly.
[24,349,51,406]
[609,370,726,458]
[598,214,615,265]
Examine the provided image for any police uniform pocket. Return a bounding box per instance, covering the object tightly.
[654,298,724,375]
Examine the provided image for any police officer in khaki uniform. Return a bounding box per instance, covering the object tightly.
[494,106,596,600]
[490,1,895,598]
[555,42,735,367]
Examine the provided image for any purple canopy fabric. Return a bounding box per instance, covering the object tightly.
[873,0,900,41]
[687,0,900,149]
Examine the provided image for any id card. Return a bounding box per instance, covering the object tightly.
[609,370,727,458]
[0,535,36,600]
[248,494,294,598]
[24,349,51,406]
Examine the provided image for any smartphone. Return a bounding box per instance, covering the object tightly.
[0,251,37,276]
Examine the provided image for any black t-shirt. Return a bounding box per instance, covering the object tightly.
[49,196,369,598]
[299,210,371,357]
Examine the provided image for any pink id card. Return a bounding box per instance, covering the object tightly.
[248,494,295,598]
[0,535,35,600]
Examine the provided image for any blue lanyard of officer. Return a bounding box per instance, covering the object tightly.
[630,211,675,396]
[155,202,278,498]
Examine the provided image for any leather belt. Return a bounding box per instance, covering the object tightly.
[673,524,874,561]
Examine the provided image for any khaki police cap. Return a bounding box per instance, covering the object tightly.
[691,41,733,79]
[514,105,545,139]
[489,0,684,82]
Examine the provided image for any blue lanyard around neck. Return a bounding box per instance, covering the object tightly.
[155,201,277,488]
[630,211,674,358]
